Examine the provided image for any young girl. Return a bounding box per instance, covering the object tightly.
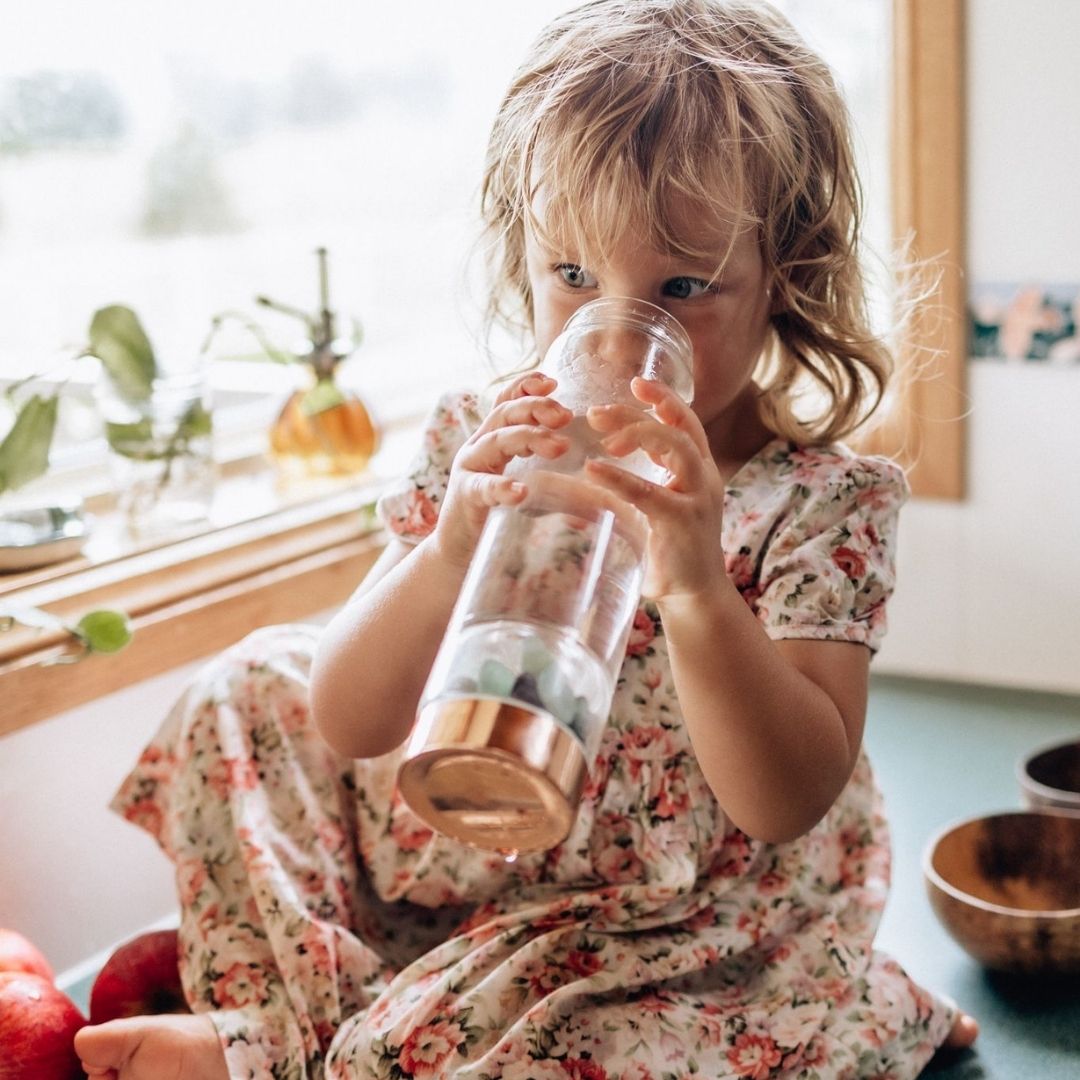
[77,2,979,1077]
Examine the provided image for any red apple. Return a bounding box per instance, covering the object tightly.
[0,929,55,982]
[88,929,190,1025]
[0,971,87,1080]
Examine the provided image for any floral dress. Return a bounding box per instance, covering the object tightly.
[113,391,956,1079]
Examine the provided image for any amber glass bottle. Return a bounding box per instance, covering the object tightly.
[262,247,379,477]
[269,372,378,477]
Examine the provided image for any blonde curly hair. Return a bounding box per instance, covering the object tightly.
[480,0,890,444]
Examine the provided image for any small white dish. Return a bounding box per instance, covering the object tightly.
[0,503,89,572]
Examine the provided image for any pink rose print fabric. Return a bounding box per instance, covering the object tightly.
[112,391,956,1078]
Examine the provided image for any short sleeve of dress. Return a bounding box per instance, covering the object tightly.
[753,452,910,653]
[375,390,484,544]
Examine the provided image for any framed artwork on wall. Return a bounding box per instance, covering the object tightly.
[970,282,1080,364]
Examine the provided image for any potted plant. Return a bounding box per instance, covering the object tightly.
[0,304,215,538]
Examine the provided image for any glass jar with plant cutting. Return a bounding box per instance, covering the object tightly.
[89,306,215,537]
[0,304,214,543]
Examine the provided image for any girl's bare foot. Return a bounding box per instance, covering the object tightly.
[943,1009,979,1049]
[74,1013,229,1080]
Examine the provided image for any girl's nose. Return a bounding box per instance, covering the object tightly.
[597,324,652,380]
[571,324,656,405]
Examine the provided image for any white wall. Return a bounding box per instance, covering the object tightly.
[875,0,1080,694]
[0,663,197,976]
[0,613,336,979]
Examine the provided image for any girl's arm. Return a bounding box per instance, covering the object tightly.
[310,373,572,759]
[584,377,883,843]
[657,587,869,844]
[310,536,469,759]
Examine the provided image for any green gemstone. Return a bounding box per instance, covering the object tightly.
[477,658,515,697]
[520,636,552,676]
[538,662,576,726]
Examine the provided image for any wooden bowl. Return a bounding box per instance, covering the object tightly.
[923,810,1080,974]
[1018,738,1080,811]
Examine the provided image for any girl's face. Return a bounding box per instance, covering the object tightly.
[525,198,774,456]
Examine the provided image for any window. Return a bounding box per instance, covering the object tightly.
[0,1,575,412]
[0,2,581,734]
[773,0,893,301]
[1,0,966,495]
[1,0,915,395]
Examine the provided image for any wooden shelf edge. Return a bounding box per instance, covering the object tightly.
[0,533,385,738]
[0,488,382,663]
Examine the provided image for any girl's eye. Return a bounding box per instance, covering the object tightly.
[556,264,597,289]
[663,276,713,300]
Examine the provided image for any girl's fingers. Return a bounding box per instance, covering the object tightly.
[475,376,571,445]
[458,424,570,474]
[584,401,646,433]
[461,471,528,508]
[492,370,557,407]
[487,394,573,432]
[628,377,711,458]
[599,419,706,491]
[583,458,678,514]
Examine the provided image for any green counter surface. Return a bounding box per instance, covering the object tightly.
[866,674,1080,1078]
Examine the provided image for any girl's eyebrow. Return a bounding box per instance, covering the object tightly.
[527,235,579,261]
[662,261,729,282]
[538,240,582,260]
[666,264,721,278]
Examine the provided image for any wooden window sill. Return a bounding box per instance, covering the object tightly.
[0,450,403,737]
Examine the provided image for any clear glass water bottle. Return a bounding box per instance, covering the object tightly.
[397,297,694,854]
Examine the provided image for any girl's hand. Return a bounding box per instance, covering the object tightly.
[430,372,572,572]
[584,377,728,602]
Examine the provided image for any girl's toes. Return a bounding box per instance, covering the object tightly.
[74,1020,129,1071]
[944,1010,979,1049]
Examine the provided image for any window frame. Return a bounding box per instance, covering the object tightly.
[867,0,967,499]
[0,452,388,736]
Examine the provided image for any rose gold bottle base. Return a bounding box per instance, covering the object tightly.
[397,698,587,853]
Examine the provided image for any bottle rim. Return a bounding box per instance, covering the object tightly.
[562,297,694,378]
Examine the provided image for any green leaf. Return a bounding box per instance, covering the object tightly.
[105,418,156,458]
[300,379,345,416]
[105,401,212,460]
[3,371,44,401]
[1,604,132,664]
[178,400,213,439]
[74,609,133,654]
[89,305,157,402]
[0,394,59,494]
[203,309,299,366]
[254,294,319,338]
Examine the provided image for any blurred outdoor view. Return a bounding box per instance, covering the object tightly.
[0,0,889,424]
